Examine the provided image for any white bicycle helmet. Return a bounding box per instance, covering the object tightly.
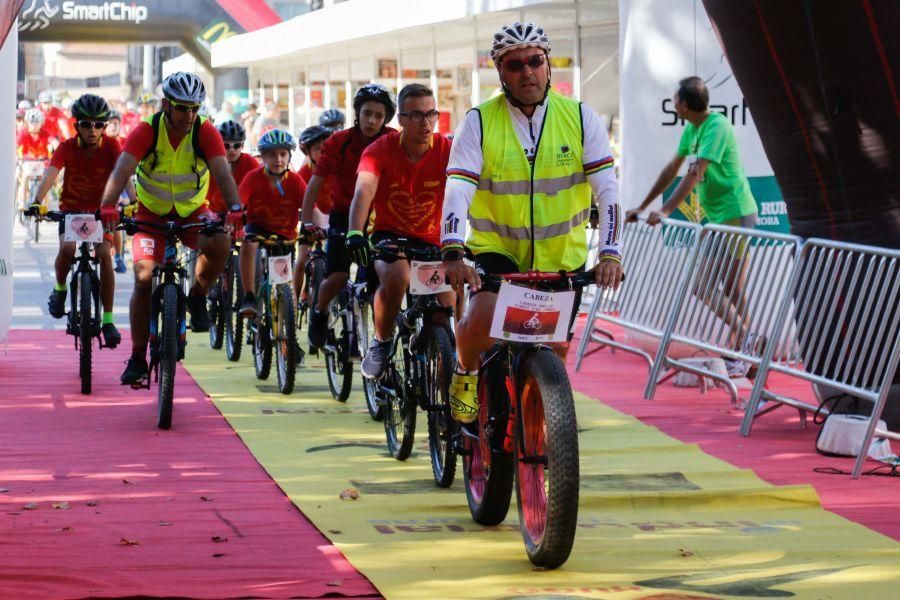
[162,71,206,104]
[490,22,551,64]
[25,108,45,126]
[18,99,33,110]
[37,90,53,104]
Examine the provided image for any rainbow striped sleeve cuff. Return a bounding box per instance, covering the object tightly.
[447,168,480,186]
[584,156,615,176]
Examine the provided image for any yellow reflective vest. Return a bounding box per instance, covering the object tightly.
[469,90,591,271]
[135,113,210,217]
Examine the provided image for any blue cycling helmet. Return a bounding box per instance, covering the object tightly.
[257,129,296,152]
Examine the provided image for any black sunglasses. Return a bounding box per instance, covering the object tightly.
[77,120,107,130]
[223,142,243,150]
[502,54,547,72]
[399,110,440,124]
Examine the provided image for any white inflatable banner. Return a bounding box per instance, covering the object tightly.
[0,24,16,348]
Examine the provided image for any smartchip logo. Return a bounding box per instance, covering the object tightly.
[62,1,149,24]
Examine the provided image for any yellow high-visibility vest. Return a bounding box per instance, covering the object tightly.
[135,112,210,217]
[469,90,591,271]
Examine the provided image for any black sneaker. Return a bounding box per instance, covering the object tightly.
[361,338,391,380]
[188,291,211,332]
[48,289,67,319]
[121,355,149,387]
[308,307,327,349]
[101,323,121,348]
[239,293,258,318]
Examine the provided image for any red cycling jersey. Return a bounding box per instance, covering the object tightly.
[239,166,307,239]
[207,152,259,213]
[313,125,394,215]
[17,129,54,159]
[50,134,122,212]
[297,162,335,214]
[357,131,451,246]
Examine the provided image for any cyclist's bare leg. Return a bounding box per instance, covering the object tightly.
[94,240,115,312]
[373,259,410,341]
[54,239,77,286]
[113,230,123,257]
[239,239,259,296]
[293,245,310,302]
[455,291,498,371]
[315,272,349,313]
[130,261,155,356]
[193,232,230,294]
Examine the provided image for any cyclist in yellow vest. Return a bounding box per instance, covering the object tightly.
[99,72,242,387]
[441,23,624,423]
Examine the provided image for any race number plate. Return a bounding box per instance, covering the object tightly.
[409,260,451,295]
[268,256,293,285]
[64,214,103,243]
[489,282,575,343]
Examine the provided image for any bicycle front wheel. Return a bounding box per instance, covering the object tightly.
[515,348,579,569]
[325,306,352,402]
[383,335,416,461]
[426,326,456,487]
[208,276,225,350]
[357,300,381,420]
[275,287,297,394]
[78,271,93,394]
[157,284,179,430]
[253,290,272,380]
[225,254,243,361]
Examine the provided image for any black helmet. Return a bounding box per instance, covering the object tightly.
[353,84,395,124]
[71,94,111,121]
[299,125,332,152]
[319,108,345,129]
[217,119,245,142]
[162,71,206,104]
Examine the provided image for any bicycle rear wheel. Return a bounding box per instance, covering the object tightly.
[275,287,297,394]
[324,303,353,402]
[515,348,579,569]
[426,326,456,487]
[78,271,93,394]
[157,284,179,430]
[383,335,416,460]
[253,290,272,380]
[463,363,514,525]
[225,254,243,361]
[357,299,382,421]
[208,276,225,349]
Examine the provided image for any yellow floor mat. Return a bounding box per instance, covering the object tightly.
[182,333,900,599]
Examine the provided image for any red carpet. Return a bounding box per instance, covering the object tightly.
[0,330,378,599]
[569,321,900,541]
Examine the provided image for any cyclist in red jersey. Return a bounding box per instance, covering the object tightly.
[300,83,396,349]
[32,94,137,348]
[346,83,455,378]
[17,109,54,159]
[234,130,307,316]
[37,91,71,141]
[105,110,132,273]
[294,125,334,302]
[207,120,259,216]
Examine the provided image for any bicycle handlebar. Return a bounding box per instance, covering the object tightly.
[119,216,225,237]
[478,270,598,288]
[372,239,442,262]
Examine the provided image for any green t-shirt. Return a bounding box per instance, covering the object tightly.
[677,112,757,223]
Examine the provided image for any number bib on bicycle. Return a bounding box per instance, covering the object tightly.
[489,283,576,343]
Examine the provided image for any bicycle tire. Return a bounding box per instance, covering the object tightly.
[383,334,416,460]
[358,300,382,421]
[33,216,40,244]
[78,270,92,395]
[426,326,457,486]
[515,348,579,569]
[157,284,179,430]
[225,254,243,361]
[325,305,353,402]
[463,362,514,525]
[253,290,272,380]
[208,277,225,350]
[275,287,297,394]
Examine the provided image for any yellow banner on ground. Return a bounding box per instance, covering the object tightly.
[183,334,900,599]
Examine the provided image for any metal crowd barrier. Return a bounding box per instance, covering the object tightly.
[575,217,701,372]
[643,224,803,406]
[739,238,900,479]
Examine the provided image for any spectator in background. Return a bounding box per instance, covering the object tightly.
[241,103,259,146]
[251,101,281,143]
[215,101,234,126]
[628,76,760,378]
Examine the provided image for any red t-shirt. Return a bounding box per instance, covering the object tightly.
[357,131,451,246]
[122,117,226,162]
[49,134,122,212]
[41,105,68,140]
[239,167,307,239]
[314,126,394,215]
[17,129,54,159]
[207,152,259,214]
[122,111,140,136]
[298,162,335,214]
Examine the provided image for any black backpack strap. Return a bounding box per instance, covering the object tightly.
[190,117,207,190]
[138,112,162,173]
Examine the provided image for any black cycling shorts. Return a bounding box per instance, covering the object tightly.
[325,212,352,277]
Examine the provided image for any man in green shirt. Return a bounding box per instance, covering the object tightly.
[627,76,760,377]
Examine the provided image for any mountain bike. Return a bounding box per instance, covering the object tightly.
[31,209,108,394]
[461,270,595,569]
[296,239,325,354]
[208,235,243,361]
[370,240,457,483]
[120,215,224,429]
[246,234,299,394]
[18,159,48,242]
